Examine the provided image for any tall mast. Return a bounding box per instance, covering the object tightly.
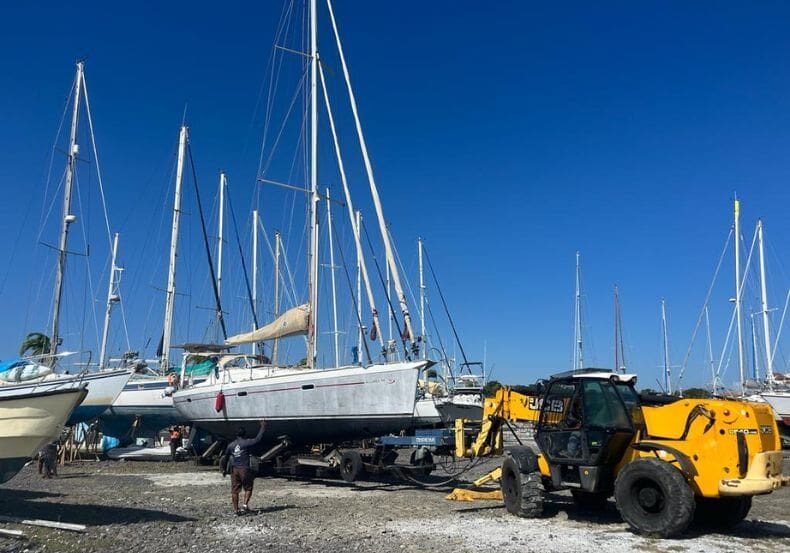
[573,251,583,370]
[50,61,84,357]
[326,188,340,367]
[356,211,363,361]
[317,63,383,349]
[734,197,745,394]
[614,285,625,373]
[161,125,187,371]
[757,219,774,386]
[705,306,716,395]
[661,298,672,394]
[217,172,226,300]
[99,232,121,369]
[273,231,281,364]
[306,0,320,369]
[418,237,426,360]
[750,313,760,381]
[326,0,415,343]
[252,209,259,356]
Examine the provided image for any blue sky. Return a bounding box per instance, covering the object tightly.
[1,1,789,390]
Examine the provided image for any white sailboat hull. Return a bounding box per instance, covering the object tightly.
[173,361,424,445]
[0,369,132,425]
[762,392,790,425]
[414,394,484,427]
[0,387,88,483]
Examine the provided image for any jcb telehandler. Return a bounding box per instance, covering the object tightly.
[449,369,788,537]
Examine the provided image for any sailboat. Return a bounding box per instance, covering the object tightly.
[172,0,429,444]
[0,62,132,425]
[0,385,88,483]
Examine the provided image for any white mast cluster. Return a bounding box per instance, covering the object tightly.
[572,251,583,371]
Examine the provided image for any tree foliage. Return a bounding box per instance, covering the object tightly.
[19,332,51,357]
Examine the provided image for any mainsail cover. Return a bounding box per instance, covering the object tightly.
[225,304,310,345]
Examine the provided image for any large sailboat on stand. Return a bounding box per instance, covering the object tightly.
[0,62,132,424]
[173,0,430,445]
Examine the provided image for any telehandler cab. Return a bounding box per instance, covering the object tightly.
[449,369,788,537]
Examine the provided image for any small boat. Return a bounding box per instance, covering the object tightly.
[0,386,88,483]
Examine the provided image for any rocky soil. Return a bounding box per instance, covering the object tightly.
[0,453,788,553]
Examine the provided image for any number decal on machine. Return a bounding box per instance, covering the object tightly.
[729,428,758,435]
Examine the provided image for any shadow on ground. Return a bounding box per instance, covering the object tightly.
[0,488,195,526]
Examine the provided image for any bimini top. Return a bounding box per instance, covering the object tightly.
[550,368,638,385]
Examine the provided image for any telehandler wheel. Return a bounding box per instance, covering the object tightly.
[614,458,695,538]
[501,457,544,518]
[339,450,364,483]
[694,496,752,529]
[570,489,610,508]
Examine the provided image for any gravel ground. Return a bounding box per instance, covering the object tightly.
[0,453,788,553]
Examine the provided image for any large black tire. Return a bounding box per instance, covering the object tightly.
[694,496,752,529]
[614,458,695,538]
[571,489,610,508]
[339,450,364,483]
[501,456,544,518]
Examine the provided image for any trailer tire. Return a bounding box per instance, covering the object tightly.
[694,496,752,529]
[614,458,695,538]
[339,450,364,483]
[501,456,544,518]
[410,450,434,476]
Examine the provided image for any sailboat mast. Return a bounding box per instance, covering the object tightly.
[705,306,716,395]
[50,61,84,357]
[573,251,583,370]
[326,0,414,343]
[306,0,320,369]
[252,209,259,356]
[757,219,774,386]
[99,232,121,369]
[734,198,745,394]
[273,231,281,364]
[418,237,426,360]
[162,125,187,371]
[661,298,672,394]
[217,172,226,300]
[326,188,340,368]
[750,313,760,381]
[356,211,363,360]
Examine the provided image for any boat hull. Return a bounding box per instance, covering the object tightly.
[0,369,132,426]
[762,392,790,425]
[0,387,88,483]
[173,361,424,446]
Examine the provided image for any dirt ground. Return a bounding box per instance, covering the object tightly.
[0,453,788,553]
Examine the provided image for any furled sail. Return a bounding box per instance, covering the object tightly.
[225,304,310,346]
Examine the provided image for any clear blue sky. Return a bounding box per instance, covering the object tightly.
[1,1,789,390]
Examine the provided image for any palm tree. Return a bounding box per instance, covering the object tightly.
[19,332,51,358]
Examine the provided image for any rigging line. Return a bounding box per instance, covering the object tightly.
[677,228,734,385]
[425,299,449,370]
[259,67,310,178]
[422,244,470,369]
[226,185,259,330]
[258,216,298,307]
[330,215,372,365]
[716,223,759,381]
[81,72,114,252]
[770,289,790,369]
[186,141,227,340]
[360,218,409,359]
[72,171,102,357]
[38,77,75,233]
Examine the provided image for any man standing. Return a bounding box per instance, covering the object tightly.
[222,420,266,515]
[169,426,182,461]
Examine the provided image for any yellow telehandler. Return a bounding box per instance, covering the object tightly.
[449,369,788,537]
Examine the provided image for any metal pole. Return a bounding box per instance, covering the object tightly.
[326,188,340,368]
[252,209,259,356]
[661,298,672,395]
[356,211,363,361]
[418,237,426,360]
[757,219,774,387]
[734,198,745,395]
[273,231,281,364]
[573,251,583,370]
[162,125,187,371]
[50,61,84,358]
[99,232,120,369]
[217,172,226,300]
[307,0,319,369]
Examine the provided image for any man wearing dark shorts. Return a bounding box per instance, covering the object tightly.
[222,420,266,515]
